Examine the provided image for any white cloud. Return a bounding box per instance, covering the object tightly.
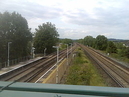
[0,0,129,39]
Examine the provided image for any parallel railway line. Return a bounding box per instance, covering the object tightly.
[0,45,76,83]
[79,44,129,88]
[1,43,128,87]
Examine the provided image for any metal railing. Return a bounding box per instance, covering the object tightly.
[0,81,129,97]
[0,56,31,69]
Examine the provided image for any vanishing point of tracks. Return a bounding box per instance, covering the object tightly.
[79,44,129,88]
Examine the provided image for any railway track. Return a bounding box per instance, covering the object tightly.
[79,44,129,88]
[33,45,77,83]
[0,45,76,83]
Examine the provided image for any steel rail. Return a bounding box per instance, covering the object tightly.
[79,44,129,87]
[35,58,64,83]
[1,45,75,82]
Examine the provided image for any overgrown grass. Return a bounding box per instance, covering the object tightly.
[66,48,106,86]
[101,50,129,64]
[109,53,129,63]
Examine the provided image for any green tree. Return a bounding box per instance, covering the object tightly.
[125,47,129,58]
[77,39,84,44]
[118,46,129,58]
[60,38,73,44]
[34,22,59,54]
[106,41,117,53]
[84,36,95,47]
[0,12,32,63]
[95,35,108,50]
[115,42,124,49]
[115,42,127,57]
[59,38,73,50]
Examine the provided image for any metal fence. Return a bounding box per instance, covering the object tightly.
[0,56,31,69]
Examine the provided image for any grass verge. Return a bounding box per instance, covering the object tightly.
[101,50,129,64]
[65,47,107,86]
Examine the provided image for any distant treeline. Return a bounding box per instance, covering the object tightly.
[77,35,129,59]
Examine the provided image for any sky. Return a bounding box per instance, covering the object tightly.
[0,0,129,39]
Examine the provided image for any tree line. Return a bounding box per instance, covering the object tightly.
[1,11,128,68]
[78,35,129,59]
[0,12,32,64]
[0,11,59,67]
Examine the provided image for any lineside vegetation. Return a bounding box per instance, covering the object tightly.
[78,35,129,64]
[66,47,106,86]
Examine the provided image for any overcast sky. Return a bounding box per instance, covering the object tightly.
[0,0,129,39]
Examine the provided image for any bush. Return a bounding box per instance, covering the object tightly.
[66,49,92,85]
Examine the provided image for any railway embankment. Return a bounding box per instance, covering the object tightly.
[79,44,129,88]
[65,47,106,86]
